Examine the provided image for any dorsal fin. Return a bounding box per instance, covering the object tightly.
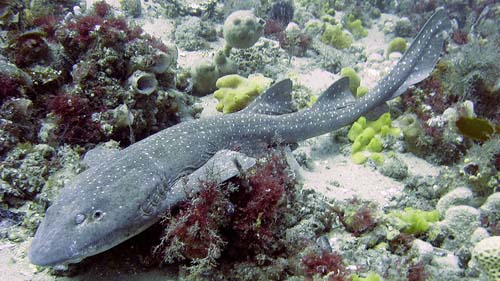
[240,79,295,115]
[311,77,356,112]
[389,8,450,99]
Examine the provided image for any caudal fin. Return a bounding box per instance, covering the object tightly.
[387,8,451,99]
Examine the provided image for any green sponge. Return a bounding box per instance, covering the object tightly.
[213,74,272,114]
[345,15,368,39]
[347,113,400,165]
[392,208,440,235]
[340,67,361,96]
[321,23,353,50]
[473,236,500,281]
[387,37,407,57]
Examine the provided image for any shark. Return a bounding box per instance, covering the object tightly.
[29,9,451,268]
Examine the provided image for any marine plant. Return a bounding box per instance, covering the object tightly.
[119,0,142,17]
[265,0,294,33]
[407,261,429,281]
[455,116,499,142]
[153,149,298,277]
[11,31,49,67]
[154,180,229,266]
[460,136,500,196]
[263,2,311,57]
[301,250,347,280]
[444,38,500,123]
[48,93,104,145]
[399,61,470,165]
[230,150,294,251]
[31,15,60,41]
[0,73,21,102]
[388,233,415,255]
[331,199,378,237]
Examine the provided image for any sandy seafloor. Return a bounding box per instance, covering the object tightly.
[0,2,478,281]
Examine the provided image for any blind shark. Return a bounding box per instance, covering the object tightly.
[29,9,451,268]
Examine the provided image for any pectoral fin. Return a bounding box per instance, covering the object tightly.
[161,150,256,210]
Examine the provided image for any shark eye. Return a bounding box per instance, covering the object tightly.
[75,213,86,224]
[93,210,104,220]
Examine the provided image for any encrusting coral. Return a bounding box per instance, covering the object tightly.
[472,236,500,281]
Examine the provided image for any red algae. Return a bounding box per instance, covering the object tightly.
[302,250,347,280]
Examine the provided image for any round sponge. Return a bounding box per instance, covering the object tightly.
[223,10,264,49]
[473,236,500,280]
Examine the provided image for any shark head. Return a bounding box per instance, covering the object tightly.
[28,162,158,268]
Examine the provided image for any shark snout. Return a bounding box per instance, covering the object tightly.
[28,215,83,267]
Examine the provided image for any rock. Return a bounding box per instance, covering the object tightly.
[436,187,474,217]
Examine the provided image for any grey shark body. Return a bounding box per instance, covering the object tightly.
[29,9,450,267]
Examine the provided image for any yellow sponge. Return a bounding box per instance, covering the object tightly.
[213,74,272,114]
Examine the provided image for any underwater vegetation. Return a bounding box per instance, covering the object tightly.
[0,1,200,151]
[151,149,337,278]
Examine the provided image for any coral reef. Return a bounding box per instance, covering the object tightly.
[174,16,216,51]
[119,0,142,18]
[479,192,500,235]
[228,38,290,78]
[331,199,379,237]
[352,272,382,281]
[189,9,266,96]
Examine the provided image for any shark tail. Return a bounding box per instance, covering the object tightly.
[382,8,451,100]
[309,8,451,120]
